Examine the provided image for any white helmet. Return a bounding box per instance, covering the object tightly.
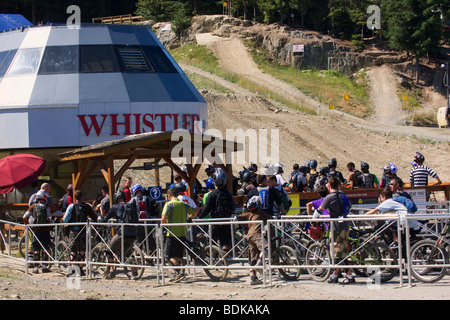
[35,190,48,203]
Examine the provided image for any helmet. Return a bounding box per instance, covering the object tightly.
[212,168,227,187]
[114,190,126,203]
[247,196,261,211]
[204,178,215,190]
[131,184,144,196]
[319,166,330,174]
[67,184,74,192]
[360,161,370,171]
[205,164,216,175]
[242,171,253,183]
[299,166,309,173]
[382,165,391,175]
[388,162,397,174]
[414,152,425,163]
[173,182,187,193]
[309,159,318,168]
[249,163,258,172]
[328,158,337,167]
[35,190,48,203]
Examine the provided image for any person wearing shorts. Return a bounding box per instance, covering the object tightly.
[312,176,354,284]
[161,188,197,283]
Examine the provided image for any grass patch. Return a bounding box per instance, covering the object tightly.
[170,44,316,114]
[245,40,372,118]
[184,72,233,94]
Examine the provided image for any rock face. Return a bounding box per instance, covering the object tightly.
[153,14,409,75]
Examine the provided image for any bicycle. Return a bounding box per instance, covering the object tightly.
[409,221,450,283]
[164,232,228,282]
[305,224,397,283]
[90,237,146,280]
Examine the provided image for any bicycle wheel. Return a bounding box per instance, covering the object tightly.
[354,243,398,283]
[56,241,70,272]
[410,239,448,283]
[90,243,108,277]
[202,245,228,281]
[272,245,301,281]
[305,242,331,282]
[124,245,145,280]
[18,235,26,259]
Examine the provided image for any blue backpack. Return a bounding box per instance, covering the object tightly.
[393,196,417,213]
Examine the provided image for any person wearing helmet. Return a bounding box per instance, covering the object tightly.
[244,174,282,217]
[273,163,287,187]
[327,158,346,184]
[198,168,235,251]
[237,168,256,196]
[313,167,329,191]
[380,164,397,189]
[306,159,319,192]
[23,190,64,274]
[101,190,139,279]
[235,195,273,285]
[128,183,162,249]
[356,162,379,189]
[312,176,353,284]
[63,190,98,276]
[409,152,442,187]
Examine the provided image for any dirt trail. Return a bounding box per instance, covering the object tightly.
[366,65,407,125]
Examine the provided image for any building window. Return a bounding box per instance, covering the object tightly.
[80,45,120,73]
[142,46,177,73]
[7,48,43,76]
[39,45,79,74]
[116,45,153,72]
[0,50,17,77]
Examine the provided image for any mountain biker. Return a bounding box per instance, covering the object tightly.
[313,167,329,191]
[161,188,197,283]
[101,190,138,279]
[409,152,442,187]
[237,167,256,196]
[306,159,319,192]
[380,165,396,189]
[365,187,419,246]
[287,163,300,192]
[235,195,273,285]
[306,185,330,231]
[63,190,97,276]
[198,168,236,251]
[327,158,346,184]
[245,174,282,217]
[356,162,379,189]
[312,176,354,284]
[58,184,74,213]
[344,162,361,189]
[23,190,64,274]
[122,177,133,202]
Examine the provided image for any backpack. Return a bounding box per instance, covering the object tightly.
[313,176,328,191]
[124,203,139,223]
[393,196,417,213]
[71,202,88,223]
[35,203,48,224]
[276,187,292,214]
[257,186,270,211]
[215,188,235,217]
[288,171,300,192]
[308,172,319,191]
[359,173,374,189]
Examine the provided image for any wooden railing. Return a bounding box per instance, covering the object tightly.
[91,14,143,25]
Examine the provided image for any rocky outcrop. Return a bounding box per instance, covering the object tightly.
[154,14,409,75]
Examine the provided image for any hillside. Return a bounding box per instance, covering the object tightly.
[163,16,450,185]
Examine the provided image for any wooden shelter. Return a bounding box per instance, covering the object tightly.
[58,131,242,207]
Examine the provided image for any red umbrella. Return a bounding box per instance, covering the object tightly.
[0,154,46,194]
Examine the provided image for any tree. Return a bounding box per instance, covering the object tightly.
[383,0,448,82]
[172,4,191,40]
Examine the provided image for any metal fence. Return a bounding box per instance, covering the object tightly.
[0,201,449,287]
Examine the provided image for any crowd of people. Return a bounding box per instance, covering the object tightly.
[20,151,443,285]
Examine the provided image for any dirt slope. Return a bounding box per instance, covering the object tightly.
[186,34,450,183]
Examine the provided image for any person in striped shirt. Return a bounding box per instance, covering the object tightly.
[409,152,442,187]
